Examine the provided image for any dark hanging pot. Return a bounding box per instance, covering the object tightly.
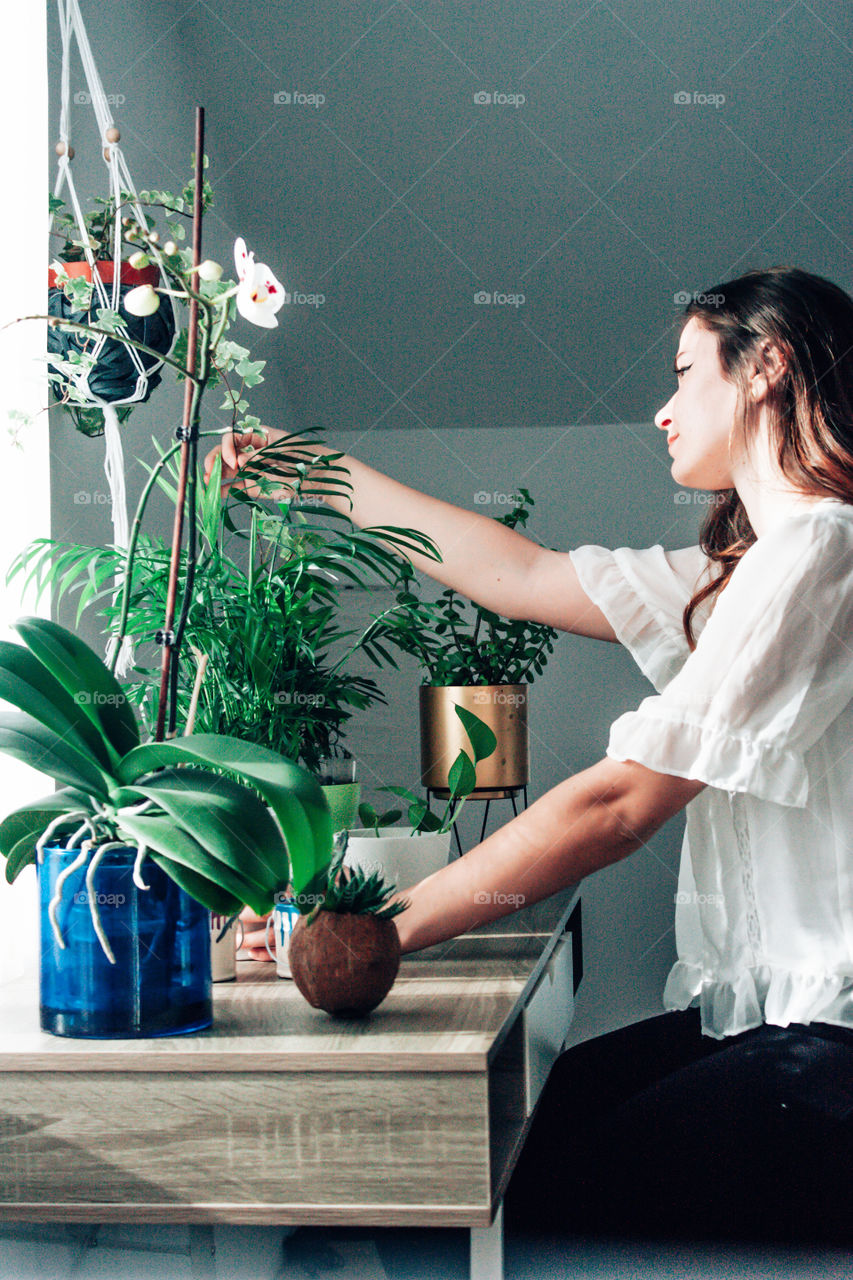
[47,259,176,436]
[38,843,212,1039]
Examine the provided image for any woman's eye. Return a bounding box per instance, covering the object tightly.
[675,365,691,378]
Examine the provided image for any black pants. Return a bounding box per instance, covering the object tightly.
[503,1008,853,1246]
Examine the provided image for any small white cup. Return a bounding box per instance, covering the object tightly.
[265,900,301,978]
[210,912,245,982]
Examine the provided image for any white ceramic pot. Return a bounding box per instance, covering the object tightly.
[209,911,244,982]
[343,828,452,892]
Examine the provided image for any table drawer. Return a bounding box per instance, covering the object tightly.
[523,936,574,1115]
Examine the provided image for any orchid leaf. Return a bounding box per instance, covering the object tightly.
[0,640,117,771]
[13,617,140,758]
[117,811,271,915]
[116,734,332,899]
[0,712,111,798]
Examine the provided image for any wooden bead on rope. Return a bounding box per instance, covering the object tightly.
[105,126,120,143]
[55,141,75,159]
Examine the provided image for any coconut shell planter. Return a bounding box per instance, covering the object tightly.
[289,912,401,1017]
[288,837,408,1018]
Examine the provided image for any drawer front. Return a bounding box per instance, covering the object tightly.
[523,936,574,1115]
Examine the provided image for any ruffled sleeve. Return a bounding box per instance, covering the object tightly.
[603,511,853,807]
[569,541,710,692]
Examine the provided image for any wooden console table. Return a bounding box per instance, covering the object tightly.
[0,885,582,1280]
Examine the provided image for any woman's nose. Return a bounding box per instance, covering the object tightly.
[654,399,674,430]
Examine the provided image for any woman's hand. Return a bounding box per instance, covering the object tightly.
[202,426,318,502]
[238,905,274,961]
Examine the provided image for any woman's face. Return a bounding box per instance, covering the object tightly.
[655,317,740,490]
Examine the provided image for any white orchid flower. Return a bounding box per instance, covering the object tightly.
[233,237,285,328]
[123,284,161,316]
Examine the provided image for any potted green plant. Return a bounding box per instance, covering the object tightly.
[9,440,439,817]
[314,751,361,833]
[383,489,559,797]
[287,835,408,1017]
[0,616,333,1037]
[343,705,497,888]
[47,186,190,437]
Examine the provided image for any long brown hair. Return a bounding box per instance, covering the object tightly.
[679,266,853,649]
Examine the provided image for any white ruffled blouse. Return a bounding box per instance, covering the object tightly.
[569,497,853,1039]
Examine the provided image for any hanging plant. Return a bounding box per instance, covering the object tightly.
[46,186,210,437]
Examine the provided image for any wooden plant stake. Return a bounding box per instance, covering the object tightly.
[154,106,205,742]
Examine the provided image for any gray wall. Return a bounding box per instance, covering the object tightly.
[331,424,702,1043]
[44,0,853,1043]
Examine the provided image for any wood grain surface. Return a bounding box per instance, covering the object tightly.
[0,885,579,1225]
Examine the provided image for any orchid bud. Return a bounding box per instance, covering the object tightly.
[128,250,150,270]
[123,284,161,316]
[163,240,177,256]
[197,259,223,282]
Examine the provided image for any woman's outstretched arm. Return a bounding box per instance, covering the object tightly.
[203,427,618,640]
[390,758,705,953]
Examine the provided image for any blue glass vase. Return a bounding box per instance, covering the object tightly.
[38,844,212,1038]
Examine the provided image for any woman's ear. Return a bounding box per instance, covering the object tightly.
[748,340,789,402]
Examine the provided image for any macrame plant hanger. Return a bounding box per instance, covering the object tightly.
[51,0,175,677]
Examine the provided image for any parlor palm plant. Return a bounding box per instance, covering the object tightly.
[9,440,439,774]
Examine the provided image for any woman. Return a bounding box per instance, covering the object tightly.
[204,266,853,1246]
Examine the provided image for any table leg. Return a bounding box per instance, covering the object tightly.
[188,1224,217,1279]
[470,1200,503,1280]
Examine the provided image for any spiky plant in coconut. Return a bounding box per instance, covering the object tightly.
[288,835,409,1017]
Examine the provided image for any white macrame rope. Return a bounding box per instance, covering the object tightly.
[52,0,172,403]
[52,0,179,677]
[99,399,135,678]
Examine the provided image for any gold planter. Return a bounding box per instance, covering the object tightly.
[419,684,529,799]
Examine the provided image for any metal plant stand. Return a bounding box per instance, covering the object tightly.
[426,785,529,856]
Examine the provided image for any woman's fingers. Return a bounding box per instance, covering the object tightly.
[238,905,275,961]
[202,425,308,503]
[202,429,269,482]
